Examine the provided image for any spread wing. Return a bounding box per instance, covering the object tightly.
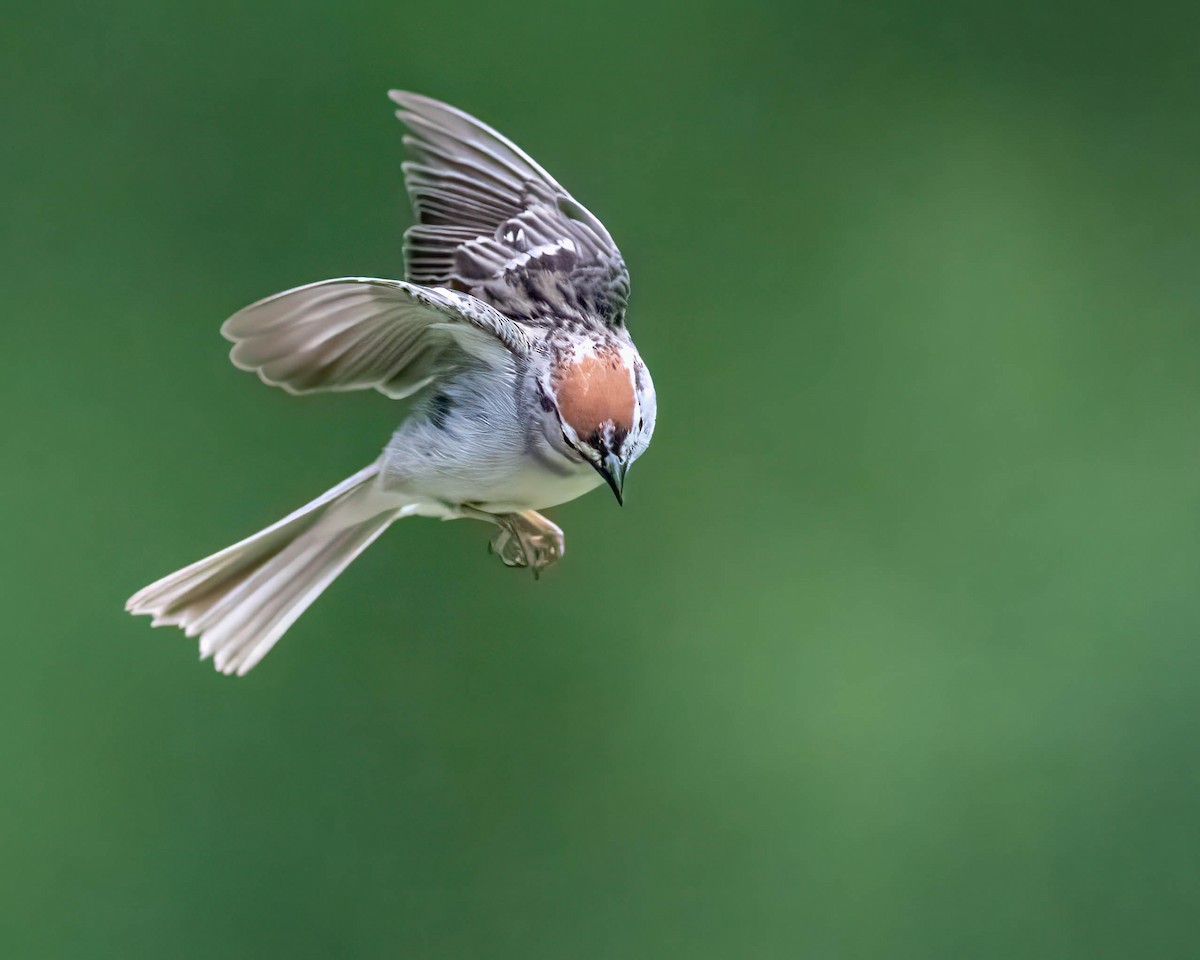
[390,91,631,328]
[221,278,531,398]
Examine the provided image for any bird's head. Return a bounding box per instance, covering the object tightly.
[542,343,655,504]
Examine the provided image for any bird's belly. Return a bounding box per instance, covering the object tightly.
[381,421,602,513]
[471,460,604,513]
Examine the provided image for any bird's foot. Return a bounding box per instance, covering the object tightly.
[487,510,565,577]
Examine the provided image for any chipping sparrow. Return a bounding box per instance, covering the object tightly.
[126,92,656,675]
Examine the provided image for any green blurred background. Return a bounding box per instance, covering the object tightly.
[5,0,1200,956]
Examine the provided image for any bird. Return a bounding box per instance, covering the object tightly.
[125,91,656,676]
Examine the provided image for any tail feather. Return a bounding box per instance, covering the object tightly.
[127,463,408,675]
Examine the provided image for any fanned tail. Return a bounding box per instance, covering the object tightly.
[126,463,409,675]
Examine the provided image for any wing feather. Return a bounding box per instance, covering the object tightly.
[390,91,631,328]
[222,278,530,398]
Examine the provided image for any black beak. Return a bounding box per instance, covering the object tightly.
[596,453,627,505]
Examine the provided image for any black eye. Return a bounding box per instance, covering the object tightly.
[559,426,586,462]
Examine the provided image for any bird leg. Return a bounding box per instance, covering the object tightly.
[460,508,565,576]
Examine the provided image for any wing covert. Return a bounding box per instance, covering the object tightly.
[390,91,631,329]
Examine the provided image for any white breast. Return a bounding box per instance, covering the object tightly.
[381,420,602,512]
[378,361,604,513]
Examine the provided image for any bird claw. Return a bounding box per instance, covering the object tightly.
[488,513,565,576]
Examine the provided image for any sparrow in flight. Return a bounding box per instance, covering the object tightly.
[126,92,656,675]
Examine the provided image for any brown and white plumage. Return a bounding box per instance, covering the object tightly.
[392,91,631,329]
[126,92,656,674]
